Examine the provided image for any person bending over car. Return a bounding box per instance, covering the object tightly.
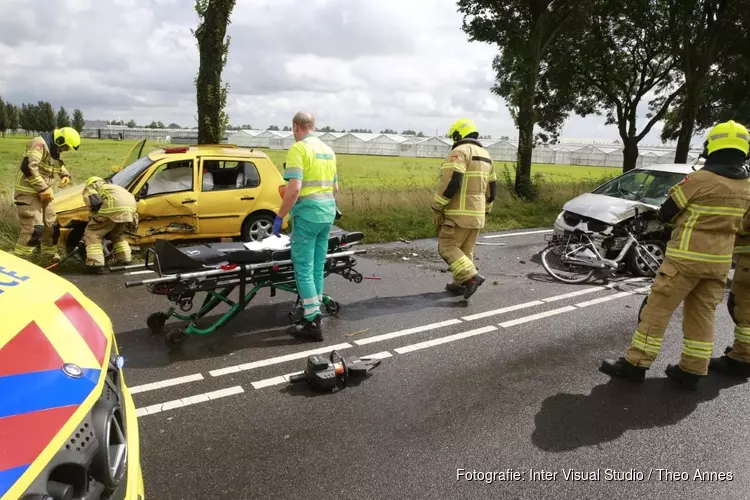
[81,176,138,273]
[600,120,750,390]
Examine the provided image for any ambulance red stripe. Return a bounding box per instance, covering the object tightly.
[0,322,63,378]
[54,293,107,366]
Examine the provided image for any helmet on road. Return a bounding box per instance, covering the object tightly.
[53,127,81,151]
[706,120,749,156]
[448,118,478,142]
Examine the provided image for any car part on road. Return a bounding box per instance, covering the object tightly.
[115,230,367,348]
[541,208,661,284]
[287,350,381,392]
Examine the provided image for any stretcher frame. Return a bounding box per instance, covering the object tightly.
[114,233,366,347]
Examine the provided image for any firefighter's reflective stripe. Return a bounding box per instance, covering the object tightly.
[631,331,662,355]
[735,246,750,254]
[683,338,714,359]
[735,326,750,345]
[672,185,689,208]
[434,194,450,206]
[665,247,734,263]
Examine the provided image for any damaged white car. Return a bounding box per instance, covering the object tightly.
[551,162,702,276]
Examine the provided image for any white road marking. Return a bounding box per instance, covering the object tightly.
[484,229,553,239]
[394,326,498,354]
[541,286,604,303]
[360,351,393,360]
[129,373,204,394]
[135,386,244,417]
[498,306,578,328]
[575,286,651,308]
[354,319,463,346]
[209,343,353,377]
[461,301,544,321]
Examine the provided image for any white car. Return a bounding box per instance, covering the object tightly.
[552,161,703,276]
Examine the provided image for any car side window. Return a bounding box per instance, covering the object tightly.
[201,160,261,192]
[140,159,194,198]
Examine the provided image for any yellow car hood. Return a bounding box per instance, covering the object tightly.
[54,182,87,215]
[0,251,114,499]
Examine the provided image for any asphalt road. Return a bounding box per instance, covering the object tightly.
[64,228,750,499]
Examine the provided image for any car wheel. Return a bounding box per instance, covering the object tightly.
[627,240,665,276]
[241,214,274,242]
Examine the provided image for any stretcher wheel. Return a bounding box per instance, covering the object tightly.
[325,301,341,317]
[165,329,187,348]
[147,312,169,334]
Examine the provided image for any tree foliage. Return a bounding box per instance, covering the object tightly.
[56,106,71,128]
[193,0,236,144]
[5,103,19,131]
[0,96,6,136]
[37,101,56,132]
[72,109,85,132]
[457,0,594,199]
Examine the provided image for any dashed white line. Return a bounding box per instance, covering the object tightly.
[129,373,204,394]
[498,306,578,328]
[360,351,393,360]
[354,319,462,346]
[135,385,244,417]
[209,343,353,377]
[541,287,604,303]
[484,229,553,239]
[394,326,498,354]
[461,301,544,321]
[575,286,650,308]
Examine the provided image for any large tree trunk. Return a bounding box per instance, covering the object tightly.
[673,94,696,163]
[195,0,235,144]
[622,138,639,172]
[514,43,542,200]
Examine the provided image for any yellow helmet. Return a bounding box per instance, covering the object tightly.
[85,176,104,187]
[53,127,81,151]
[706,120,750,156]
[448,118,478,142]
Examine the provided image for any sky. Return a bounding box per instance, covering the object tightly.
[0,0,685,146]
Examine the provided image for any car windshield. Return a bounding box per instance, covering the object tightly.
[592,169,687,205]
[109,155,156,189]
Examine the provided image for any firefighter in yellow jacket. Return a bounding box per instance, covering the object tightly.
[600,120,750,389]
[13,127,79,262]
[431,118,497,299]
[81,176,138,273]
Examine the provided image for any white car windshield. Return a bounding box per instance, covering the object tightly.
[592,169,687,206]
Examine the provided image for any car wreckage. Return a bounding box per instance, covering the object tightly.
[551,161,703,276]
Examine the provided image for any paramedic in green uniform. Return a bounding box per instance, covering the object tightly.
[273,111,339,341]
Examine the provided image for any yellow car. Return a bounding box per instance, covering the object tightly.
[55,140,289,256]
[0,250,144,499]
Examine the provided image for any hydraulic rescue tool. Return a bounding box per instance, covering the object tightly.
[288,350,382,392]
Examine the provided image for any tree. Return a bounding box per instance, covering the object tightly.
[168,122,182,129]
[193,0,236,144]
[558,0,684,171]
[127,119,137,128]
[6,103,19,132]
[37,101,56,132]
[157,121,166,129]
[282,125,291,131]
[660,0,739,162]
[56,106,71,128]
[457,0,594,199]
[20,103,37,133]
[0,96,6,137]
[268,125,279,131]
[72,109,85,132]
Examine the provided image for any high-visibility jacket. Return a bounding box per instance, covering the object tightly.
[661,162,750,276]
[284,134,338,223]
[82,180,137,224]
[14,135,70,196]
[734,215,750,255]
[432,138,497,228]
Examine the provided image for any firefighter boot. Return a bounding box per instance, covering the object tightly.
[462,274,486,299]
[445,283,465,295]
[665,364,701,390]
[599,357,646,383]
[709,347,750,378]
[288,315,323,342]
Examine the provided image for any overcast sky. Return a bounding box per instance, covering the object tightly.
[0,0,680,146]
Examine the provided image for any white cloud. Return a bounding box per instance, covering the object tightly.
[0,0,695,144]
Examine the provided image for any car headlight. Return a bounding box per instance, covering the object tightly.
[20,353,131,500]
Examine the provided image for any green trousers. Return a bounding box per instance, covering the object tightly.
[291,216,333,321]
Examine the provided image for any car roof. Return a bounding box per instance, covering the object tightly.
[636,161,702,174]
[147,144,273,162]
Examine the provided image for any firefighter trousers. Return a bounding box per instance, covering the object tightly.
[14,193,59,260]
[438,221,479,285]
[728,254,750,363]
[625,258,726,376]
[290,216,332,322]
[83,217,131,267]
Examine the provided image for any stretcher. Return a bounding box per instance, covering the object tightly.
[114,229,367,347]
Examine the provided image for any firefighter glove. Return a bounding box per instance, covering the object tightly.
[59,175,71,188]
[39,187,54,203]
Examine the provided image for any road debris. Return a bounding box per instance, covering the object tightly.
[399,238,411,244]
[345,329,369,337]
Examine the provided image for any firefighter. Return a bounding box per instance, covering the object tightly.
[81,176,138,273]
[600,120,750,390]
[274,111,338,341]
[13,127,79,262]
[431,118,497,299]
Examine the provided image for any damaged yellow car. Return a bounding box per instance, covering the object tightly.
[55,140,289,256]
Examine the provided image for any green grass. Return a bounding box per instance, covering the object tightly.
[0,135,621,248]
